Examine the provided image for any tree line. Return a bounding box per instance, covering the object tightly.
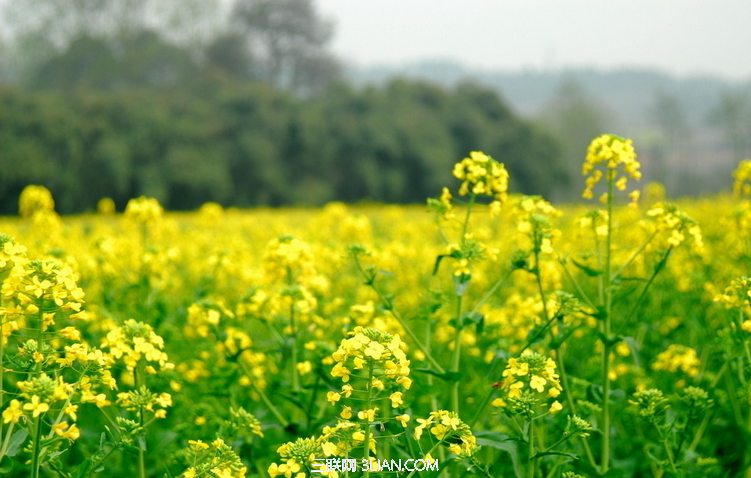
[0,0,568,213]
[0,80,566,214]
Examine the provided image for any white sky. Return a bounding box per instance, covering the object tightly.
[315,0,751,81]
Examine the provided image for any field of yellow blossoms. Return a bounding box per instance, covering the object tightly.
[2,135,751,478]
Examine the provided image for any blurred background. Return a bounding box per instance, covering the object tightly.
[0,0,749,214]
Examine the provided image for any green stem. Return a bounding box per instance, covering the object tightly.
[468,268,515,316]
[533,246,596,471]
[30,415,43,478]
[451,193,476,417]
[451,294,464,416]
[0,422,15,460]
[290,299,299,393]
[533,249,550,324]
[527,419,536,478]
[404,440,443,478]
[468,455,496,478]
[601,175,615,474]
[87,446,118,477]
[423,313,446,463]
[287,267,300,394]
[612,230,659,280]
[239,362,289,428]
[353,257,445,373]
[29,301,46,478]
[559,257,597,311]
[460,194,476,240]
[541,432,574,454]
[688,412,711,452]
[134,368,146,478]
[363,360,374,478]
[34,302,45,375]
[624,248,673,326]
[662,438,678,474]
[468,385,494,428]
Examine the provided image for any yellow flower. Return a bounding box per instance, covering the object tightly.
[389,391,403,408]
[491,398,507,408]
[189,440,210,451]
[52,422,80,440]
[549,400,563,414]
[23,396,49,417]
[358,408,378,422]
[530,375,546,393]
[296,361,312,375]
[2,399,23,424]
[396,414,410,427]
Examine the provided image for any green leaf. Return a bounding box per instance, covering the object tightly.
[432,254,449,275]
[73,458,93,478]
[474,431,523,478]
[0,455,14,474]
[531,450,579,460]
[5,428,29,457]
[571,258,602,277]
[413,368,463,382]
[453,274,470,296]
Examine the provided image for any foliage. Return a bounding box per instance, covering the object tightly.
[0,81,566,213]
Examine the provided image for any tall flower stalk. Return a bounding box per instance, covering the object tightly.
[432,151,509,416]
[581,134,641,472]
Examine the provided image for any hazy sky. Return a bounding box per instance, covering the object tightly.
[315,0,751,81]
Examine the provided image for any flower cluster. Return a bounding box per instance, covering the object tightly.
[582,134,641,203]
[330,326,411,390]
[452,151,509,203]
[224,407,264,439]
[413,410,478,457]
[651,344,700,378]
[117,386,172,419]
[320,420,374,457]
[18,184,55,218]
[264,235,316,284]
[1,259,87,343]
[180,438,247,478]
[426,187,456,221]
[513,195,561,255]
[102,319,171,372]
[679,386,713,415]
[577,209,609,238]
[629,389,669,424]
[328,327,411,435]
[185,300,234,339]
[732,159,751,199]
[494,352,563,418]
[124,196,164,225]
[97,197,116,214]
[269,436,338,478]
[714,276,751,311]
[646,203,703,251]
[443,239,487,280]
[10,372,69,417]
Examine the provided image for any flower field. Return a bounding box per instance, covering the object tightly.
[2,136,751,478]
